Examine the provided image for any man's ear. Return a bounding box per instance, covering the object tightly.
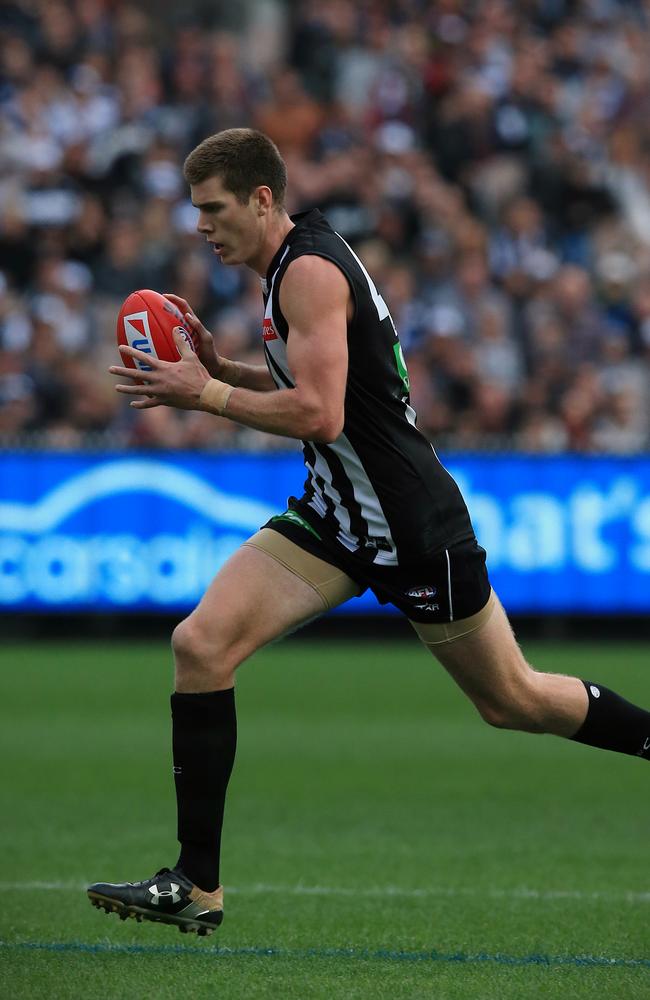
[255,185,274,215]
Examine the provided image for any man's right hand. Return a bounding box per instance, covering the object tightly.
[163,293,222,379]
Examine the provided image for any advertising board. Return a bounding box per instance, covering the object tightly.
[1,452,648,613]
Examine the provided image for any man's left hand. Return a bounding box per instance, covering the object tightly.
[109,328,211,410]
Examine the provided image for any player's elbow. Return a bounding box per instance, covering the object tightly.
[297,395,343,443]
[309,411,344,443]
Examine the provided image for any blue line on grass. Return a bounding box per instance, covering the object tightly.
[1,940,649,968]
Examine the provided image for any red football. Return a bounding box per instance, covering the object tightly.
[116,289,198,377]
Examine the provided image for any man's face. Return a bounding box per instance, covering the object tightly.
[191,175,263,267]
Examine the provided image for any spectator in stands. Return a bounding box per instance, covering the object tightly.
[0,0,647,453]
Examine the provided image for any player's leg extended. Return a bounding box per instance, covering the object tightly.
[413,591,650,758]
[88,529,359,934]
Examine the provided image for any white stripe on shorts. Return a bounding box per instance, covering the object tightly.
[445,548,453,621]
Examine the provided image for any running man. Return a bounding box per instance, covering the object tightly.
[89,129,650,936]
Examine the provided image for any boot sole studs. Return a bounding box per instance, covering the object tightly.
[88,892,218,936]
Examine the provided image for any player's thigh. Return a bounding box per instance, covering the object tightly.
[417,591,535,710]
[181,529,358,663]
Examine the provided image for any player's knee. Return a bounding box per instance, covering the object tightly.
[171,616,237,685]
[476,699,520,730]
[475,688,546,733]
[172,616,198,662]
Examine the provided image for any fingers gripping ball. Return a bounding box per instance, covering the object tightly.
[116,289,199,380]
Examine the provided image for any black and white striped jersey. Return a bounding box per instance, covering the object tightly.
[261,209,474,566]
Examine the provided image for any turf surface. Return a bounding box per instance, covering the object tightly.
[0,637,648,998]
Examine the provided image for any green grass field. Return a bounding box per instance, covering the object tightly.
[0,636,648,999]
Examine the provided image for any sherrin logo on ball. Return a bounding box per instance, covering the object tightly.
[116,289,198,378]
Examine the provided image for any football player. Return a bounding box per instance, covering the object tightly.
[90,129,650,935]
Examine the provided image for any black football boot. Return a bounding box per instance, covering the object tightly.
[87,867,223,936]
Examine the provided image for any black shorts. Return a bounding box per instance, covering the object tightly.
[262,506,491,624]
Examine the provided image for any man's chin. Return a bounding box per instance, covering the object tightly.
[216,250,241,266]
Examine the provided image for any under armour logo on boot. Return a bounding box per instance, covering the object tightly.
[148,882,181,905]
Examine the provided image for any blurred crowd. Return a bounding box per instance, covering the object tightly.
[1,0,649,452]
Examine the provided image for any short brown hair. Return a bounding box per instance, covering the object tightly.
[183,128,287,206]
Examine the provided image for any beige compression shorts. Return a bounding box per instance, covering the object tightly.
[243,528,361,611]
[244,527,496,646]
[410,588,496,646]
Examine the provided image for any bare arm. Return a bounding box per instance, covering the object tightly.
[215,257,349,441]
[112,258,350,443]
[163,293,275,392]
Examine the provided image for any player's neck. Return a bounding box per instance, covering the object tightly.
[248,211,294,277]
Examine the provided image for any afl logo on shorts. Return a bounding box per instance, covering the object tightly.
[406,585,437,600]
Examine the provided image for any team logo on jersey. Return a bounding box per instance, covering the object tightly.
[262,318,278,341]
[406,585,437,600]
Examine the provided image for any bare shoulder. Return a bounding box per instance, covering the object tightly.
[280,254,350,313]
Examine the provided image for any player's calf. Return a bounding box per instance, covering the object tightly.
[473,669,586,735]
[571,680,650,759]
[477,670,650,758]
[473,692,547,734]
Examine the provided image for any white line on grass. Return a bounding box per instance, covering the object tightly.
[2,881,649,903]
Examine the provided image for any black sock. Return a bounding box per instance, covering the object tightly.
[570,680,650,759]
[171,688,237,892]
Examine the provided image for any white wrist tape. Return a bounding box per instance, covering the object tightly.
[200,379,234,415]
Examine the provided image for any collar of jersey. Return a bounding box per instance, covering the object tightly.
[265,208,326,282]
